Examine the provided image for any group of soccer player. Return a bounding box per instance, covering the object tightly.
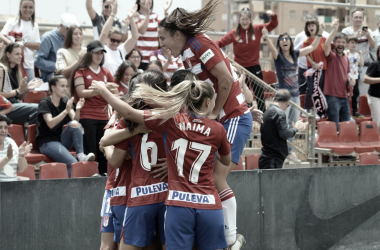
[94,1,256,249]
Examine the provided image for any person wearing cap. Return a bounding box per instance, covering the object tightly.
[34,13,79,82]
[70,40,115,175]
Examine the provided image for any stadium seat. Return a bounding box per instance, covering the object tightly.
[39,163,69,179]
[355,95,372,124]
[245,154,260,170]
[338,121,375,153]
[8,124,25,146]
[262,70,277,84]
[17,164,36,180]
[359,121,380,151]
[233,157,244,171]
[359,152,379,165]
[71,161,99,178]
[315,121,355,155]
[25,124,47,164]
[23,91,47,104]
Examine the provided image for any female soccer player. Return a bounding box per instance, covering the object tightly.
[90,75,231,250]
[157,1,251,247]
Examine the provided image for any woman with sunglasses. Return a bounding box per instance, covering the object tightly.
[0,0,40,82]
[0,43,41,125]
[99,1,139,76]
[262,25,324,163]
[135,0,172,70]
[216,8,278,112]
[86,0,127,42]
[158,1,252,248]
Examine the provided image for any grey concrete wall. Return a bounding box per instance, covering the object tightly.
[1,166,380,250]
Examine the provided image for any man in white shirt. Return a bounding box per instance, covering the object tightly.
[342,9,376,96]
[370,16,380,62]
[294,14,329,95]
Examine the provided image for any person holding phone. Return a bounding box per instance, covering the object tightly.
[342,9,375,98]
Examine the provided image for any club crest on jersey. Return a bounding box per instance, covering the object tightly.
[200,49,215,64]
[178,122,211,137]
[103,215,109,227]
[131,182,168,198]
[168,190,216,204]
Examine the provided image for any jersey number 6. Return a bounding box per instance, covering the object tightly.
[140,134,158,171]
[171,138,212,184]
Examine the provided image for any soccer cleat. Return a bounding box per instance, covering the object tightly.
[229,234,246,250]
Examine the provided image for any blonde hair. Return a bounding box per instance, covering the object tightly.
[130,80,215,123]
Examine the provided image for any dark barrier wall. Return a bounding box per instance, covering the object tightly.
[1,166,380,250]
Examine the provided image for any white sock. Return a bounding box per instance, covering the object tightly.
[220,189,237,245]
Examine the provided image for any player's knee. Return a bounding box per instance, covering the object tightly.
[69,120,81,128]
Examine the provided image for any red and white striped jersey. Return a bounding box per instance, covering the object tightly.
[150,49,184,84]
[135,12,159,63]
[181,34,249,123]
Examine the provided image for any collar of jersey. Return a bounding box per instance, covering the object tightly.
[189,113,204,119]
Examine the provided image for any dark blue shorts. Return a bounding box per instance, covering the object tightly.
[100,190,114,233]
[165,206,227,250]
[223,112,253,164]
[123,201,166,247]
[111,205,126,243]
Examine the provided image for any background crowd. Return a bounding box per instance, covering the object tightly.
[0,0,380,179]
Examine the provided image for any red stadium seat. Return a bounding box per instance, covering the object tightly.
[23,91,47,104]
[338,121,375,153]
[233,157,244,171]
[315,121,355,155]
[17,164,36,180]
[39,163,69,179]
[262,70,277,85]
[355,95,372,124]
[8,124,25,146]
[359,152,379,165]
[71,161,99,178]
[245,154,260,170]
[359,121,380,151]
[25,124,47,164]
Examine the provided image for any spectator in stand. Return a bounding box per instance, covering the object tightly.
[0,115,32,182]
[0,0,40,82]
[259,89,307,169]
[113,60,137,96]
[342,9,375,98]
[36,75,95,177]
[0,96,14,116]
[71,41,114,175]
[324,19,355,130]
[135,0,172,70]
[364,45,380,133]
[126,48,144,73]
[86,0,127,42]
[216,8,278,112]
[263,25,323,163]
[0,43,42,125]
[294,14,329,95]
[149,46,184,84]
[55,26,86,84]
[346,36,364,117]
[302,19,327,113]
[99,2,139,76]
[147,60,163,72]
[34,13,79,82]
[370,17,380,62]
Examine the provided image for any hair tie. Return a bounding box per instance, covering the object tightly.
[191,82,196,88]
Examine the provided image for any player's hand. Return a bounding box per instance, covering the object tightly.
[66,97,74,114]
[18,141,32,157]
[313,63,322,70]
[106,82,119,96]
[111,0,118,16]
[151,158,168,181]
[127,4,138,21]
[90,80,107,94]
[266,10,274,16]
[18,77,28,93]
[250,107,263,124]
[140,0,151,16]
[6,143,13,160]
[262,26,269,36]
